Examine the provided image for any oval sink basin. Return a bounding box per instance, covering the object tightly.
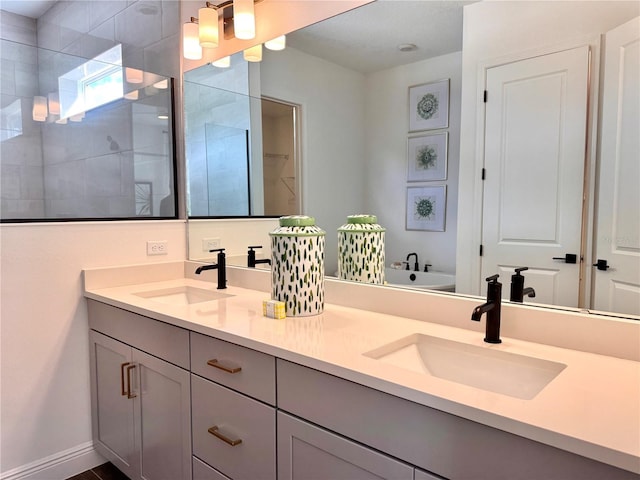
[364,334,566,400]
[133,286,234,305]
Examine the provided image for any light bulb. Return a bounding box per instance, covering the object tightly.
[183,21,202,60]
[199,7,219,48]
[32,96,47,122]
[265,35,286,51]
[243,44,262,62]
[125,67,143,84]
[211,56,231,68]
[233,0,255,40]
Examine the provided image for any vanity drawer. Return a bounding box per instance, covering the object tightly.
[192,456,230,480]
[190,332,276,405]
[191,375,276,480]
[87,299,189,369]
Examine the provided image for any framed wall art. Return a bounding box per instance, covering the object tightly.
[406,185,446,232]
[408,79,449,132]
[407,132,448,182]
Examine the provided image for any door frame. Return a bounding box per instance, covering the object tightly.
[458,34,602,307]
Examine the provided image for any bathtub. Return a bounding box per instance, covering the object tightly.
[384,268,455,292]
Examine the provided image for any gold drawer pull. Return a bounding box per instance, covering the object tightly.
[208,426,243,446]
[121,362,129,396]
[125,364,137,399]
[207,359,242,374]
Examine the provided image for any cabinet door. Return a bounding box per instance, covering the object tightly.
[415,468,445,480]
[277,412,413,480]
[89,331,137,479]
[133,349,191,480]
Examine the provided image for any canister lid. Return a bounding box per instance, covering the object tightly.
[347,214,377,224]
[279,215,316,227]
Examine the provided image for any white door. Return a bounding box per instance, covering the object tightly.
[481,46,590,307]
[592,17,640,317]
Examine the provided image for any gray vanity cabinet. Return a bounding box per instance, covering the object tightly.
[88,301,192,480]
[190,331,277,480]
[277,412,414,480]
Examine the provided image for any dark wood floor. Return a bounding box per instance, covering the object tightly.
[66,462,129,480]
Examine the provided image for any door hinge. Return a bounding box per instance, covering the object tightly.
[481,168,486,180]
[483,90,488,103]
[479,244,484,256]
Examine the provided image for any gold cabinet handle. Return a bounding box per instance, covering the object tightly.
[207,359,242,374]
[121,362,130,396]
[208,426,242,446]
[125,364,137,399]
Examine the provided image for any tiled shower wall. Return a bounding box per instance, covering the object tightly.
[0,1,179,219]
[0,11,45,218]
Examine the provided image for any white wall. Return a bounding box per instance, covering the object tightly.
[456,1,640,294]
[0,221,186,477]
[260,47,368,271]
[365,52,462,274]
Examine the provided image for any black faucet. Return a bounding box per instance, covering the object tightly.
[248,245,272,268]
[195,248,227,289]
[471,274,502,344]
[423,263,432,273]
[406,252,419,272]
[509,267,536,303]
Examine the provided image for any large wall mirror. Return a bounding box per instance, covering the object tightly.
[184,0,639,320]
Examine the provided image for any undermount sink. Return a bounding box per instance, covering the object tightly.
[364,334,566,400]
[133,286,234,305]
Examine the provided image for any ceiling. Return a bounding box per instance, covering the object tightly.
[0,0,474,74]
[287,1,476,74]
[0,0,57,18]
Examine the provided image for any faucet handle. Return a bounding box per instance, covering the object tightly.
[514,266,529,274]
[209,248,225,253]
[485,274,500,283]
[248,245,262,250]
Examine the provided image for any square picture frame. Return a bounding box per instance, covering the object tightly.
[408,79,449,132]
[407,132,448,182]
[406,185,446,232]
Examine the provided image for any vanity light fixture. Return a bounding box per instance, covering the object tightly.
[183,18,202,60]
[153,79,169,89]
[232,0,255,40]
[183,0,270,60]
[243,43,262,62]
[124,89,139,100]
[211,56,231,68]
[264,35,286,51]
[199,5,219,48]
[32,96,48,122]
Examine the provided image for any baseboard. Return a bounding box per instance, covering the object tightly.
[1,441,106,480]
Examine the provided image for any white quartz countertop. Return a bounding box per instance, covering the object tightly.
[84,275,640,474]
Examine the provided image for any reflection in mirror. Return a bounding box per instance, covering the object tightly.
[1,40,177,220]
[184,56,300,217]
[185,1,639,319]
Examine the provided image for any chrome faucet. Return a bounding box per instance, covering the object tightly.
[509,267,536,303]
[248,245,272,268]
[406,252,419,272]
[471,274,502,344]
[195,248,227,289]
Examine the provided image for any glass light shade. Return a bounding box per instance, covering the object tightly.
[70,112,85,122]
[125,67,143,84]
[211,56,231,68]
[153,79,168,89]
[55,117,68,125]
[233,0,255,40]
[243,44,262,62]
[198,7,219,48]
[124,89,139,100]
[265,35,286,51]
[47,92,60,115]
[32,96,47,121]
[183,21,202,60]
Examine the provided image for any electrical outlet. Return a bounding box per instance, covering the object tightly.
[147,240,168,255]
[202,237,221,252]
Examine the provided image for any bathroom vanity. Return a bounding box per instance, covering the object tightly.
[83,262,640,480]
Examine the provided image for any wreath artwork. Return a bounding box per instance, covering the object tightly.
[408,80,449,132]
[406,186,446,231]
